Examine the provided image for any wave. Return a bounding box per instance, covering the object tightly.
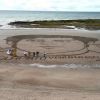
[27,63,100,68]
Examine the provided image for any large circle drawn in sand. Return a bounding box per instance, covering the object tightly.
[17,38,84,54]
[6,35,99,55]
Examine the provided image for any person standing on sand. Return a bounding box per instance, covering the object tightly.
[6,48,17,59]
[24,51,28,57]
[32,52,35,59]
[40,52,47,60]
[35,51,39,59]
[36,51,39,57]
[12,48,17,57]
[43,52,47,59]
[6,49,12,55]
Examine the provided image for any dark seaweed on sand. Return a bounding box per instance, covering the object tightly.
[8,19,100,30]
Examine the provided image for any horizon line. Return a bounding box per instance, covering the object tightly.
[0,10,100,12]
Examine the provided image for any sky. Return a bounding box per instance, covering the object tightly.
[0,0,100,11]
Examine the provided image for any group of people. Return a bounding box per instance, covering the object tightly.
[24,51,47,59]
[6,48,17,57]
[6,48,47,59]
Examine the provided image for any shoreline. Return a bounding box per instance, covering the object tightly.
[8,19,100,30]
[1,19,100,30]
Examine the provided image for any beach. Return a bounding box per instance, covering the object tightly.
[0,64,100,100]
[0,28,100,64]
[0,28,100,99]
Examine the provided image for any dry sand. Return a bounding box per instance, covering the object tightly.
[0,29,100,99]
[1,32,100,64]
[0,64,100,100]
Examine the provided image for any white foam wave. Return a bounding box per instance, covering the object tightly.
[28,63,100,68]
[29,63,57,68]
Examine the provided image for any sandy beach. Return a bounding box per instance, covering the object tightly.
[0,64,100,100]
[0,29,100,64]
[0,28,100,99]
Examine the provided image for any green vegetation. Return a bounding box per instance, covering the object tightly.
[8,19,100,30]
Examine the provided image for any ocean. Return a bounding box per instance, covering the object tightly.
[0,10,100,29]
